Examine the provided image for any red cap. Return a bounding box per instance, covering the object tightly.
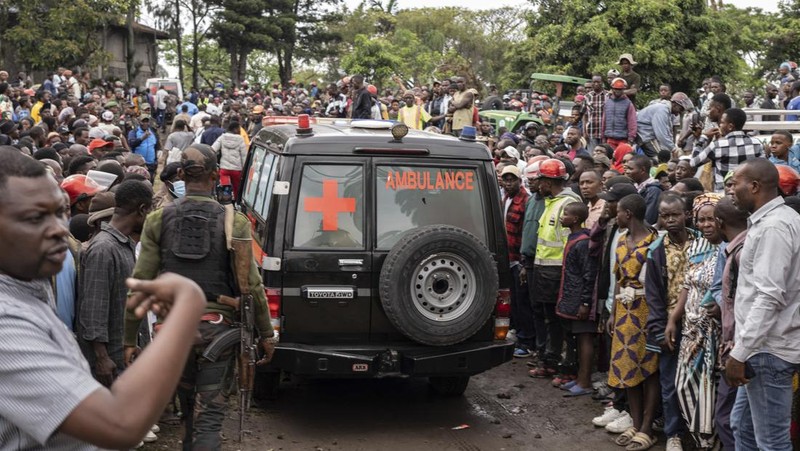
[88,139,114,152]
[61,174,102,205]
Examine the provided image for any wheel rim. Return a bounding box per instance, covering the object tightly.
[411,252,477,322]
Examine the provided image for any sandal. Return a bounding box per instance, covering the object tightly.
[625,432,657,451]
[613,427,638,446]
[528,367,557,378]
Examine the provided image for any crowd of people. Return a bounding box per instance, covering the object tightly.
[0,50,800,451]
[493,53,800,451]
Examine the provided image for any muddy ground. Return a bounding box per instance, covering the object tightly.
[143,359,665,451]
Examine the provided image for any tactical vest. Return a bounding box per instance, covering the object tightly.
[534,191,581,266]
[160,197,236,301]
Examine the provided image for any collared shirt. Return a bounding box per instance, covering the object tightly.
[585,198,605,230]
[730,197,800,364]
[690,131,764,189]
[663,232,694,313]
[0,274,102,450]
[585,90,608,138]
[78,223,136,370]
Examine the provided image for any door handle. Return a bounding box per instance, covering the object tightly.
[338,258,364,267]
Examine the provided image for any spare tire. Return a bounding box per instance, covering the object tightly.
[379,225,498,346]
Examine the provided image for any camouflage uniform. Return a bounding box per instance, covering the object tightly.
[124,145,273,450]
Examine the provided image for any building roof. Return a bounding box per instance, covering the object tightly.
[110,21,170,39]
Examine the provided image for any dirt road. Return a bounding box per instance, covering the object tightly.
[145,359,664,450]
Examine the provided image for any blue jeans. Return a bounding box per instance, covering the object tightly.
[730,353,798,451]
[658,333,685,438]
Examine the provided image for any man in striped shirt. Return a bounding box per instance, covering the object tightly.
[690,108,764,191]
[0,147,205,450]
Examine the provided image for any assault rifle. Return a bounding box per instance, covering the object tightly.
[202,204,257,442]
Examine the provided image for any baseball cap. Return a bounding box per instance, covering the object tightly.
[252,105,264,114]
[88,138,114,152]
[139,114,151,121]
[180,144,217,176]
[610,78,628,89]
[500,165,521,179]
[594,154,612,168]
[86,192,116,227]
[598,183,638,202]
[670,92,694,112]
[500,146,520,160]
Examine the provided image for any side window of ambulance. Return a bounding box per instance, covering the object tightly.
[293,164,364,249]
[242,145,276,219]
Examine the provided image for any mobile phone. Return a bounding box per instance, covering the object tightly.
[216,183,233,205]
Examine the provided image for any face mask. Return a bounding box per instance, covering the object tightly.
[170,180,186,198]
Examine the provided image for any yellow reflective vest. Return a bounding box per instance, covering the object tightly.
[534,189,581,266]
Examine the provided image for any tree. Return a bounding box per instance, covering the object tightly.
[340,34,401,89]
[270,0,343,86]
[148,0,217,88]
[210,0,284,87]
[505,0,753,105]
[2,0,131,71]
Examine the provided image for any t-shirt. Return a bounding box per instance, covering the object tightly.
[0,275,103,450]
[620,71,641,104]
[156,89,168,110]
[397,105,431,130]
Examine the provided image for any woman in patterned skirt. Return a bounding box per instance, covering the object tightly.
[668,193,723,449]
[607,194,660,451]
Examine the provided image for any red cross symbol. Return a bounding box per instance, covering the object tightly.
[304,179,356,231]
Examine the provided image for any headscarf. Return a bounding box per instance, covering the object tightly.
[692,192,723,219]
[612,143,633,172]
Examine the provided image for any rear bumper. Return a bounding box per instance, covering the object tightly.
[263,340,514,377]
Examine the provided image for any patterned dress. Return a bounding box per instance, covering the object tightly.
[608,230,660,389]
[676,238,719,449]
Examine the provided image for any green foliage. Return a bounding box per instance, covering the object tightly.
[330,6,525,92]
[2,0,131,70]
[504,0,773,106]
[341,34,401,88]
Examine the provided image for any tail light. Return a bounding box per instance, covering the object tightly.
[494,288,511,340]
[265,287,282,333]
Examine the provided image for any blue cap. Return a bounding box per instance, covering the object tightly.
[459,126,477,142]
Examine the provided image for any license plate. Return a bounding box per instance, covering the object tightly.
[352,363,369,372]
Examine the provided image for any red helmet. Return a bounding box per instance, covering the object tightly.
[776,164,800,197]
[538,158,568,180]
[367,84,378,95]
[61,174,102,205]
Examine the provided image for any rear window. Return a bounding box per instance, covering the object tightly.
[293,164,364,249]
[375,165,487,249]
[242,145,277,220]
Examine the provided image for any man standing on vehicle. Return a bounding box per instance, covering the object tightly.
[448,77,474,136]
[350,74,373,120]
[584,75,608,150]
[123,145,276,450]
[616,53,641,105]
[602,78,637,150]
[528,159,581,377]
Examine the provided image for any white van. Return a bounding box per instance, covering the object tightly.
[145,78,183,101]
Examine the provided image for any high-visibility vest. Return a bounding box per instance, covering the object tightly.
[534,190,581,266]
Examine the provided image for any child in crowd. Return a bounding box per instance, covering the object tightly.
[555,202,599,397]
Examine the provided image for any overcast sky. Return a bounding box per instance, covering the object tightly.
[344,0,779,12]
